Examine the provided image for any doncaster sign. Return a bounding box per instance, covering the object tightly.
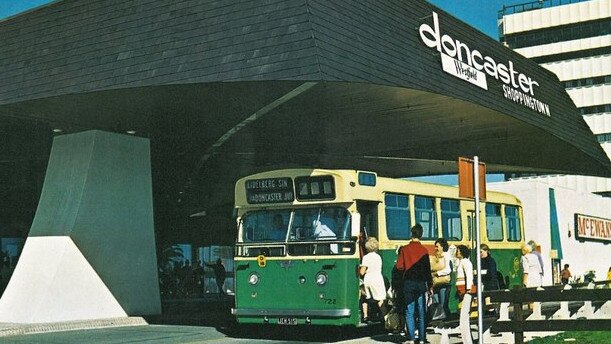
[419,12,551,117]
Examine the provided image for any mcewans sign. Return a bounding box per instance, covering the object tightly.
[575,214,611,243]
[418,12,551,117]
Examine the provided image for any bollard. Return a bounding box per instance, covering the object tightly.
[551,300,570,319]
[527,302,544,320]
[498,302,510,321]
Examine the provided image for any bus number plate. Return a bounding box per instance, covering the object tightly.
[277,317,297,325]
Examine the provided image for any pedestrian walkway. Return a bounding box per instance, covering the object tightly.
[0,317,147,338]
[0,324,257,343]
[0,295,561,343]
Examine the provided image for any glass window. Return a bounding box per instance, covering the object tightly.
[311,182,320,195]
[385,193,410,240]
[467,213,473,240]
[441,199,462,240]
[288,206,350,241]
[415,196,438,240]
[506,206,522,242]
[295,176,335,200]
[298,182,308,196]
[241,210,291,242]
[486,203,503,241]
[239,207,350,243]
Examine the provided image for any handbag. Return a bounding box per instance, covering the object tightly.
[433,274,451,287]
[430,254,450,287]
[426,301,447,322]
[456,283,477,298]
[456,260,476,300]
[429,255,446,272]
[384,307,403,331]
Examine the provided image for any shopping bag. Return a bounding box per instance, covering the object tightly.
[426,301,442,323]
[384,307,403,331]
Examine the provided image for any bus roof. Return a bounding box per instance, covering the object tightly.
[235,168,521,207]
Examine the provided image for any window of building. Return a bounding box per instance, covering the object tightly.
[415,196,438,240]
[506,205,522,242]
[385,193,410,240]
[486,203,503,241]
[441,199,462,240]
[504,18,611,49]
[580,103,611,115]
[596,133,611,143]
[532,46,611,64]
[565,75,611,89]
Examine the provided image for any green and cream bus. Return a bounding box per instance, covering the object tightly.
[231,169,524,326]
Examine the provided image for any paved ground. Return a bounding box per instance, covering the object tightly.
[0,323,475,344]
[0,295,540,343]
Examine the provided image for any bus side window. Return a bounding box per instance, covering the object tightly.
[357,201,378,239]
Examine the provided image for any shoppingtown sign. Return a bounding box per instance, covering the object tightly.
[419,12,551,117]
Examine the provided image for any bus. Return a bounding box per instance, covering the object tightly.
[231,169,524,326]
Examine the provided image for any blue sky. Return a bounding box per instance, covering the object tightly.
[428,0,509,39]
[0,0,511,184]
[0,0,54,20]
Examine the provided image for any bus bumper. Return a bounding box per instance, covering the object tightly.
[231,308,351,318]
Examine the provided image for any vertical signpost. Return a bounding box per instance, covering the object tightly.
[458,157,486,344]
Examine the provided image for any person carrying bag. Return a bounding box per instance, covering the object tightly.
[430,238,452,321]
[455,245,475,344]
[430,255,451,287]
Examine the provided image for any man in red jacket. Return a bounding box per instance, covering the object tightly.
[395,224,432,344]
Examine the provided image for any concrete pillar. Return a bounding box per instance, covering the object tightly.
[0,130,160,323]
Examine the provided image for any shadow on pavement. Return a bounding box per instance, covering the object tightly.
[151,294,388,342]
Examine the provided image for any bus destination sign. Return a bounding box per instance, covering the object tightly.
[245,177,294,204]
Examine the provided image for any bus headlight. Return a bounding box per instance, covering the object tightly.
[248,272,260,285]
[315,272,328,286]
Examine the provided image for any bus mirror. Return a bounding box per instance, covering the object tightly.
[351,212,361,237]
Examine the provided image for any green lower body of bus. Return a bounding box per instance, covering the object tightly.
[232,248,522,325]
[232,257,362,326]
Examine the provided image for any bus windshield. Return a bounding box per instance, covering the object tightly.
[240,206,351,243]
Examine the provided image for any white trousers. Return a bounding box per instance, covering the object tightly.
[459,293,473,344]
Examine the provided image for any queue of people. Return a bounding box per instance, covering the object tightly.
[359,224,509,344]
[358,229,611,343]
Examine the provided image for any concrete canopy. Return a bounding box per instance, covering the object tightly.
[1,0,610,243]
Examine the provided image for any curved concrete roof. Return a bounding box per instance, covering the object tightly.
[1,0,609,242]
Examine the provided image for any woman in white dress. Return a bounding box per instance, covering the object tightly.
[521,244,542,288]
[359,237,386,322]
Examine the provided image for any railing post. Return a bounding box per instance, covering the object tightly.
[528,301,544,320]
[513,301,524,344]
[498,302,510,321]
[553,299,570,319]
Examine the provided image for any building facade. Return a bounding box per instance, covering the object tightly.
[499,0,611,196]
[489,179,611,285]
